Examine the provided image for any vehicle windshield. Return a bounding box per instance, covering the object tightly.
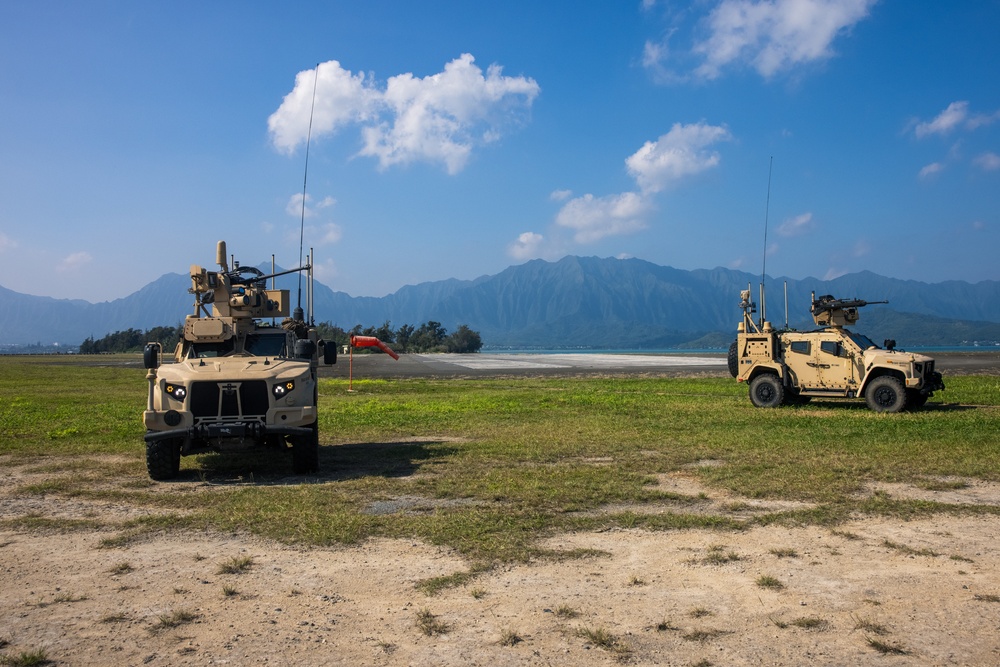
[244,333,288,357]
[190,340,236,358]
[845,331,879,350]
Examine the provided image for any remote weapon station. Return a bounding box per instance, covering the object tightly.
[141,241,337,479]
[730,288,944,412]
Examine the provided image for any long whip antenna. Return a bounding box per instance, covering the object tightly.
[295,64,320,318]
[760,155,773,326]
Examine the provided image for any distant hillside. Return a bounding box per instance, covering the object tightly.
[2,257,999,348]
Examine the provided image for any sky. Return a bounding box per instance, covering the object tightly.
[1,0,998,303]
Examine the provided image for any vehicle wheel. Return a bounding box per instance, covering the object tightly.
[727,340,739,378]
[749,374,784,408]
[906,390,929,409]
[146,437,181,480]
[865,376,907,413]
[292,422,319,474]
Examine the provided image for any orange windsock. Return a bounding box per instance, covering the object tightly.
[350,335,399,360]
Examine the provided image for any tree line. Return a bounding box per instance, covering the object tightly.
[78,321,482,354]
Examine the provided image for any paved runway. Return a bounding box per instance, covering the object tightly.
[322,349,1000,380]
[324,351,729,379]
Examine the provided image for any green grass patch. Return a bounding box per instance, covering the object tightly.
[2,355,999,568]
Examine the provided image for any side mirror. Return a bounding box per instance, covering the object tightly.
[294,339,316,360]
[143,342,161,369]
[322,340,337,365]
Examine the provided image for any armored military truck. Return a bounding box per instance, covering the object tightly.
[731,289,944,413]
[141,241,336,480]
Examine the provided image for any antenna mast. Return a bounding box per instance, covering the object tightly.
[295,64,320,320]
[760,156,773,327]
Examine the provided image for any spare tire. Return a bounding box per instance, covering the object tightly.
[727,340,739,378]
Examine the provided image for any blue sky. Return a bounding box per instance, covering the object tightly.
[1,1,998,303]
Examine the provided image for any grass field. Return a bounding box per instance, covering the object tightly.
[2,355,998,568]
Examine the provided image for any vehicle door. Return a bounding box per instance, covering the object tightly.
[810,333,855,390]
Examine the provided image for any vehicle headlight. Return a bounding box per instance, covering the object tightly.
[164,383,187,401]
[273,380,295,398]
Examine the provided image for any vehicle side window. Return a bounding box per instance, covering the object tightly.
[789,341,810,355]
[820,341,842,357]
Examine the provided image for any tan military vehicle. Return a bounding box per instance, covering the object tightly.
[730,290,944,412]
[142,241,336,480]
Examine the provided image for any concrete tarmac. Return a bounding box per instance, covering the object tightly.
[321,349,1000,380]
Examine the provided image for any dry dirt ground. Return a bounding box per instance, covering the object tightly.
[3,457,1000,666]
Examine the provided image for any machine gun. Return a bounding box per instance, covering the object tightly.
[810,293,887,327]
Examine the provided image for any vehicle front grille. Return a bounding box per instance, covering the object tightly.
[190,380,269,419]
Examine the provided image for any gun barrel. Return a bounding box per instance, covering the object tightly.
[231,265,311,285]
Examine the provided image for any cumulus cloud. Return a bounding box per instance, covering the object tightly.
[534,120,730,248]
[555,192,652,243]
[776,212,814,236]
[268,60,379,154]
[973,152,1000,171]
[269,54,540,174]
[508,231,546,260]
[690,0,876,80]
[57,251,92,273]
[625,122,731,193]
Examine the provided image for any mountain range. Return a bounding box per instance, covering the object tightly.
[3,256,1000,348]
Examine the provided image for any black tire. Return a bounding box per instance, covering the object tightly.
[865,376,907,413]
[292,422,319,474]
[749,374,784,408]
[727,340,739,378]
[146,437,181,480]
[906,390,929,409]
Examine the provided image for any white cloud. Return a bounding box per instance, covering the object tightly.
[625,122,731,193]
[555,192,652,243]
[776,211,814,236]
[57,251,92,273]
[0,232,16,252]
[914,101,969,138]
[852,238,870,258]
[285,193,336,218]
[269,55,540,175]
[973,151,1000,171]
[918,162,944,179]
[544,122,729,246]
[268,60,379,154]
[690,0,876,80]
[508,231,546,260]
